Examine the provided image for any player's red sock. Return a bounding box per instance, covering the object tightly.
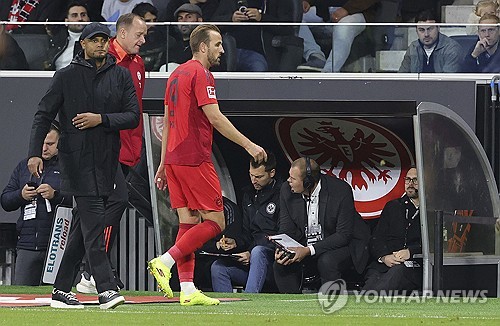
[175,223,196,282]
[168,219,222,263]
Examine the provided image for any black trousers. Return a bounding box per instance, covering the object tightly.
[83,165,128,274]
[363,263,422,292]
[14,249,46,285]
[273,246,353,294]
[54,196,117,293]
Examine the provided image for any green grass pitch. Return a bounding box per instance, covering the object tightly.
[1,286,500,325]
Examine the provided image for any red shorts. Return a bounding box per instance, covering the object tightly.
[165,162,223,211]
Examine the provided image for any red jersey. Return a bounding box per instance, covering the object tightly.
[109,38,145,167]
[164,60,218,165]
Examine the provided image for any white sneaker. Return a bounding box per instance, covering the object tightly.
[76,272,97,294]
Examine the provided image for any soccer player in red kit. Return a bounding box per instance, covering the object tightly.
[148,24,266,305]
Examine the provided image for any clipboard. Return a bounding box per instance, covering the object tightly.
[199,251,240,260]
[268,234,304,259]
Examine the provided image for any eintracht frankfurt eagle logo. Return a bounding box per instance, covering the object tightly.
[276,118,414,219]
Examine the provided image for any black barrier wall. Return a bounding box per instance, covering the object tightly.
[0,77,476,223]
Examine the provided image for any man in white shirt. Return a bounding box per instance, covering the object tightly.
[47,2,90,70]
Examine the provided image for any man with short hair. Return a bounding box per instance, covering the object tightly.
[148,24,267,306]
[47,1,91,71]
[273,157,370,293]
[1,123,66,285]
[399,10,462,73]
[28,22,139,309]
[211,151,281,293]
[363,167,422,292]
[462,14,500,73]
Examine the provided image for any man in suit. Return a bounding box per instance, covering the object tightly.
[273,157,369,293]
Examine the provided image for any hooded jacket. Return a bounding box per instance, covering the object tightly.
[28,52,140,197]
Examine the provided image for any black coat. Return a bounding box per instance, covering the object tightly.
[237,179,281,250]
[28,53,140,197]
[368,195,421,273]
[279,174,370,274]
[1,156,68,250]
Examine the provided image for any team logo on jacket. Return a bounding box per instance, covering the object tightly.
[266,202,276,215]
[276,118,414,219]
[206,86,216,99]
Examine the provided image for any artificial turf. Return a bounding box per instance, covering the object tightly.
[1,286,500,325]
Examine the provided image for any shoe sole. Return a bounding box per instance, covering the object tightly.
[180,300,220,306]
[50,300,84,309]
[147,260,173,298]
[99,296,125,310]
[76,282,98,294]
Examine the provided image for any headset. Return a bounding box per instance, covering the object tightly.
[303,157,316,191]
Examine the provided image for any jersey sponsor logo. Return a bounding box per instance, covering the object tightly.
[207,86,216,99]
[266,202,276,215]
[276,117,414,219]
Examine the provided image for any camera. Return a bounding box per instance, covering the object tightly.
[238,0,248,13]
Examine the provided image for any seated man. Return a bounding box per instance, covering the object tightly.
[462,14,500,73]
[297,0,379,72]
[363,167,422,292]
[273,157,369,293]
[211,152,281,293]
[399,10,462,73]
[211,0,301,72]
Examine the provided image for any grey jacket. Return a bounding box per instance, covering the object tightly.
[399,33,462,73]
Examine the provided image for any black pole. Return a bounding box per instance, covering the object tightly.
[433,210,444,295]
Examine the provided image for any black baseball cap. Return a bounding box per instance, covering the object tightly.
[79,22,111,41]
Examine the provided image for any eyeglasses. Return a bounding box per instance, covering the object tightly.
[404,177,418,184]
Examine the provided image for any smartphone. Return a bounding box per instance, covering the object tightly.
[26,181,37,188]
[238,0,248,12]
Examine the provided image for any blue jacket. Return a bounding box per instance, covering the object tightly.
[1,156,67,250]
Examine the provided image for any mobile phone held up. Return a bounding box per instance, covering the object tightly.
[238,0,248,13]
[26,181,37,188]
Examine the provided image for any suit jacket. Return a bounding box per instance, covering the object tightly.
[279,174,370,273]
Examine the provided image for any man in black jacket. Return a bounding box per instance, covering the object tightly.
[1,123,66,285]
[363,167,422,292]
[27,22,139,309]
[45,1,90,71]
[273,157,370,293]
[211,151,281,293]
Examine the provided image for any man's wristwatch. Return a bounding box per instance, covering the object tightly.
[378,256,384,263]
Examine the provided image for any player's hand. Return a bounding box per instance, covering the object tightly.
[72,112,102,130]
[27,157,43,178]
[155,165,167,191]
[22,183,38,201]
[246,143,267,164]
